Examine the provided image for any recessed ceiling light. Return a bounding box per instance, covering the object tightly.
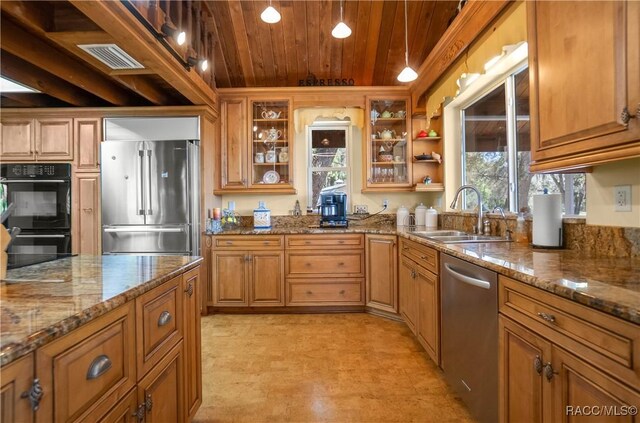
[0,76,40,93]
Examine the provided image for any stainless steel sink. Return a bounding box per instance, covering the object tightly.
[410,230,468,237]
[410,230,511,244]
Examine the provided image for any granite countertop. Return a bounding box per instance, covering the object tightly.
[207,226,640,325]
[0,255,202,367]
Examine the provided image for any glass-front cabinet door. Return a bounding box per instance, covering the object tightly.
[365,97,412,191]
[249,99,294,192]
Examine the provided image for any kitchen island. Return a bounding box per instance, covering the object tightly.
[0,255,202,422]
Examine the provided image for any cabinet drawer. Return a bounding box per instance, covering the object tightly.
[136,276,183,379]
[287,280,364,305]
[286,234,363,249]
[286,251,364,278]
[213,235,283,250]
[499,276,640,389]
[400,238,439,274]
[36,302,136,423]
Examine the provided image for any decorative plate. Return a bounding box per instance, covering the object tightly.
[263,170,280,184]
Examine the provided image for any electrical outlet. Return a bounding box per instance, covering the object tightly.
[354,204,368,214]
[382,199,389,208]
[614,185,632,212]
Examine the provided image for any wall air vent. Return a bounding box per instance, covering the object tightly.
[77,44,145,70]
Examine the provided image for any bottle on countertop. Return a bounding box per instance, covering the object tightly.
[415,203,427,226]
[514,212,528,243]
[397,205,409,228]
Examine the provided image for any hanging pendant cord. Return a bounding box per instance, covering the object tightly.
[404,0,409,67]
[340,0,344,21]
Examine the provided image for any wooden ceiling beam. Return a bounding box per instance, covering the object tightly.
[1,17,140,106]
[0,92,70,108]
[68,0,218,109]
[226,0,255,86]
[410,0,511,111]
[362,0,384,85]
[0,1,54,33]
[0,50,109,107]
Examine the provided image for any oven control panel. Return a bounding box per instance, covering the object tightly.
[1,163,71,179]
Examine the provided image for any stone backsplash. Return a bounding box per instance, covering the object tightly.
[219,212,639,257]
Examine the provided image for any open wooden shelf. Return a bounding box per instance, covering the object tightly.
[414,183,444,192]
[413,137,441,141]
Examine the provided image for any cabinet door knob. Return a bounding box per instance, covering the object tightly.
[145,393,153,411]
[133,404,145,421]
[185,283,194,297]
[339,290,345,294]
[534,355,543,375]
[338,262,345,266]
[20,378,43,411]
[621,104,639,125]
[338,240,345,244]
[306,290,313,295]
[543,363,557,382]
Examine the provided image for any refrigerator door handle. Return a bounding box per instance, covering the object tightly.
[104,226,186,233]
[138,149,145,215]
[146,150,153,215]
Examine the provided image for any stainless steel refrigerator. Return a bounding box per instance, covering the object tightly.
[101,117,200,256]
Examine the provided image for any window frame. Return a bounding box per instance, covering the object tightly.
[306,121,352,210]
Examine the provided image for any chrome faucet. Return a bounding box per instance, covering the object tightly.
[450,185,484,234]
[492,206,512,240]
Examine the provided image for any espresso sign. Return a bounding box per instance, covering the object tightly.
[299,76,355,86]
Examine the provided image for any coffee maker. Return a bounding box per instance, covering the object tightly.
[319,192,348,228]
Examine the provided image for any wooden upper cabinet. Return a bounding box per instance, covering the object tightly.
[528,0,640,171]
[72,174,101,255]
[35,118,73,160]
[0,118,35,160]
[75,118,101,172]
[219,97,248,190]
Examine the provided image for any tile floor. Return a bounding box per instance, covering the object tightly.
[193,313,475,423]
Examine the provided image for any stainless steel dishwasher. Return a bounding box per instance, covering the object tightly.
[441,253,498,423]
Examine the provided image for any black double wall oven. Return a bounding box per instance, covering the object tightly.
[1,163,72,269]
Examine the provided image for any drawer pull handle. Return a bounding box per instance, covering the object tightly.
[402,246,409,251]
[534,355,543,375]
[225,241,233,245]
[339,290,345,294]
[338,262,345,266]
[305,262,311,267]
[264,241,270,245]
[185,283,194,297]
[537,312,556,323]
[305,241,311,244]
[21,378,43,411]
[87,355,112,380]
[82,207,93,212]
[306,290,313,295]
[420,255,427,260]
[338,240,345,244]
[145,393,153,411]
[158,311,172,327]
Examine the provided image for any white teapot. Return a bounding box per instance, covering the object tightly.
[261,110,281,119]
[266,127,282,141]
[377,129,395,140]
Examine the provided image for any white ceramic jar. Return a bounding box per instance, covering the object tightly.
[415,203,427,226]
[425,207,438,229]
[396,205,409,228]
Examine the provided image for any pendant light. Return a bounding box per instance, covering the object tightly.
[332,0,352,39]
[397,0,418,82]
[261,0,281,24]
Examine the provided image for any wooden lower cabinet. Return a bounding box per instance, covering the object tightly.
[416,266,439,364]
[138,341,184,423]
[211,239,285,307]
[499,315,640,423]
[398,257,418,335]
[182,268,202,420]
[0,353,34,423]
[365,234,398,314]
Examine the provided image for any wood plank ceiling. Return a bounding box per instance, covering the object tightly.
[208,0,458,88]
[0,0,459,108]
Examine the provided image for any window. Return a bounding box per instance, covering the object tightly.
[307,123,350,210]
[461,67,586,214]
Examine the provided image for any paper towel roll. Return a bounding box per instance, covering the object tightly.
[532,193,563,247]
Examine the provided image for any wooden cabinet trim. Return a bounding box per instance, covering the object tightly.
[182,268,202,420]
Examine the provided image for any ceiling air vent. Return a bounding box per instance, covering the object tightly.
[77,44,145,70]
